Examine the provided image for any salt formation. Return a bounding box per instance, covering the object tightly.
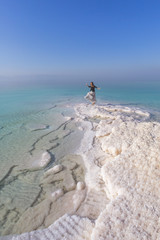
[44,164,63,176]
[29,151,51,169]
[51,189,64,201]
[76,181,85,190]
[26,123,49,131]
[4,214,94,240]
[75,104,160,239]
[12,199,52,234]
[2,103,160,240]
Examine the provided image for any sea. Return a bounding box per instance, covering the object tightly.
[0,79,160,236]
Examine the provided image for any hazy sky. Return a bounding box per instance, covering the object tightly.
[0,0,160,81]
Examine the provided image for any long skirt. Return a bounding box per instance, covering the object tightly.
[84,91,96,103]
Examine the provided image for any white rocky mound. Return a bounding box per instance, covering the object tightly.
[3,104,160,240]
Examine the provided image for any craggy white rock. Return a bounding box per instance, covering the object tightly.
[75,103,160,239]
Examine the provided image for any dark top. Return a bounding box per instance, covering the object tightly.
[88,85,97,92]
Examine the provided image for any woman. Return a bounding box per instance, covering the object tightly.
[85,82,100,105]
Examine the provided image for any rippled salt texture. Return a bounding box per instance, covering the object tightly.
[0,101,84,237]
[1,103,160,240]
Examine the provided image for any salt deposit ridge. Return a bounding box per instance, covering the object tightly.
[1,103,160,240]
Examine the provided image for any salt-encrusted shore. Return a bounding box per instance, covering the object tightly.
[1,103,160,240]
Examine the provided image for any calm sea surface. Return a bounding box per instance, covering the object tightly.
[0,80,160,167]
[0,80,160,163]
[1,81,160,117]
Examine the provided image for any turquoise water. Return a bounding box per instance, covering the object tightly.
[0,80,160,236]
[1,81,160,118]
[1,81,160,166]
[99,81,160,112]
[0,81,160,136]
[0,84,83,236]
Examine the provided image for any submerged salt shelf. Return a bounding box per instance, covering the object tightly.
[0,101,84,237]
[1,103,160,240]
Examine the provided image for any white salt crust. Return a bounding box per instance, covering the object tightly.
[2,103,160,240]
[76,181,85,191]
[4,214,94,240]
[51,189,64,201]
[39,152,51,168]
[44,164,63,176]
[75,104,160,240]
[29,151,51,170]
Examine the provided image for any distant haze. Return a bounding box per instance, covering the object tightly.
[0,65,160,89]
[0,0,160,84]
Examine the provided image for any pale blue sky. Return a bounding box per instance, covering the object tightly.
[0,0,160,82]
